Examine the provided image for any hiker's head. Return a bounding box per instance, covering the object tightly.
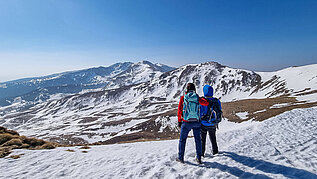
[203,85,213,97]
[186,83,196,93]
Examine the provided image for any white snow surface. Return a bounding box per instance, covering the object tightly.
[258,64,317,92]
[1,107,317,179]
[235,112,249,120]
[256,64,317,102]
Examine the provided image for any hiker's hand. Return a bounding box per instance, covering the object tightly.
[178,122,182,128]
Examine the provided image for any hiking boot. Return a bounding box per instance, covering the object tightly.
[176,158,184,163]
[196,157,202,164]
[213,150,219,155]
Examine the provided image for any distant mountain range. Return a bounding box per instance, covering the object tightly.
[0,61,175,112]
[1,61,316,145]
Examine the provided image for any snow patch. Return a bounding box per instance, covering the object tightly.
[270,103,290,109]
[155,116,178,132]
[253,109,267,114]
[235,112,249,120]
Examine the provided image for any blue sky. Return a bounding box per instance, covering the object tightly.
[0,0,316,82]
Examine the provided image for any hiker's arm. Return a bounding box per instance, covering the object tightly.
[177,96,184,122]
[199,97,209,106]
[215,99,223,122]
[218,99,222,110]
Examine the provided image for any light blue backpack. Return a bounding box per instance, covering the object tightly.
[183,91,200,122]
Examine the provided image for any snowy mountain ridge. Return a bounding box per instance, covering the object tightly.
[0,61,175,110]
[0,61,316,145]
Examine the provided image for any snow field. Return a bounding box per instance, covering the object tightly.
[1,107,317,178]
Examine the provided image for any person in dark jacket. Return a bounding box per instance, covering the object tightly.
[200,85,222,156]
[176,83,209,164]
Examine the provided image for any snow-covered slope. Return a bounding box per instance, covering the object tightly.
[1,107,317,178]
[1,62,316,145]
[0,61,175,110]
[0,62,261,143]
[104,61,174,89]
[256,64,317,102]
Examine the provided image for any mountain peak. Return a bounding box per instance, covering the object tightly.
[139,60,153,65]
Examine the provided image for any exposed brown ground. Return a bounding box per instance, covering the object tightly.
[65,149,75,152]
[9,154,24,159]
[80,145,91,149]
[222,97,317,122]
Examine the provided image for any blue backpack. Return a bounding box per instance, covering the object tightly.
[183,91,200,122]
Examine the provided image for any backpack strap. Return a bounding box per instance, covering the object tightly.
[200,97,211,121]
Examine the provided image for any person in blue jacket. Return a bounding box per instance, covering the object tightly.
[200,85,222,156]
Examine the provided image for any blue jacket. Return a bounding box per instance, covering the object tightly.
[200,85,222,127]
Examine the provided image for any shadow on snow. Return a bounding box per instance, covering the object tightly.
[223,152,317,179]
[186,151,317,179]
[186,160,272,179]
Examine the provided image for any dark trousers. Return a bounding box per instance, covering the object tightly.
[178,121,202,160]
[201,125,218,155]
